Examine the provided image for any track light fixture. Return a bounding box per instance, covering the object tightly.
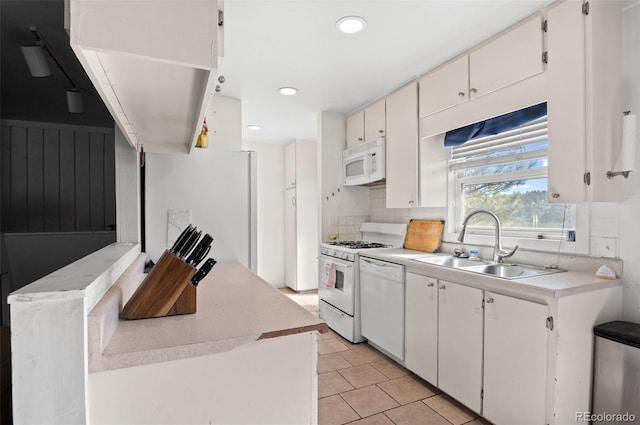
[21,26,84,114]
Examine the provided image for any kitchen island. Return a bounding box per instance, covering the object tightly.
[88,258,327,424]
[9,244,327,425]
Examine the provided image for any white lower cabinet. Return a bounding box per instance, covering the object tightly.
[483,292,548,425]
[404,273,547,420]
[404,274,484,412]
[402,270,621,425]
[438,280,484,413]
[404,273,438,384]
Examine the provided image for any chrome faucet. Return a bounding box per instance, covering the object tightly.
[457,210,518,263]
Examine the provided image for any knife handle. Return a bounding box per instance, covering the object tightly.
[191,258,216,287]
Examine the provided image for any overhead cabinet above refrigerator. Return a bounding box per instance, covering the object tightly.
[66,0,224,154]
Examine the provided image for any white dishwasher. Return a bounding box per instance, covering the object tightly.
[359,257,405,362]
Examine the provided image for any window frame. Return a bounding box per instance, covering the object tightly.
[442,118,589,255]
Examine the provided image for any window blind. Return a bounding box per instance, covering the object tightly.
[449,116,548,171]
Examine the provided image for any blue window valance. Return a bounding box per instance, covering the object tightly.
[444,102,548,147]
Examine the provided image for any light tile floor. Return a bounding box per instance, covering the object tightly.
[279,288,490,425]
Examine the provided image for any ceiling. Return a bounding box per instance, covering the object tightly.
[220,0,552,144]
[1,0,553,143]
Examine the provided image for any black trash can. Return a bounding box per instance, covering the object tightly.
[592,321,640,424]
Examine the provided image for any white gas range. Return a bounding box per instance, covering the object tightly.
[318,222,407,343]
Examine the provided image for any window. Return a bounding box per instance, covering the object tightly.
[450,115,575,240]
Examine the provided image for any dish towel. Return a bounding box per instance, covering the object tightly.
[324,261,336,288]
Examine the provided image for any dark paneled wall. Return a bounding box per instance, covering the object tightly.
[1,121,116,232]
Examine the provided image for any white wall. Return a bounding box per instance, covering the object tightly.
[319,112,370,241]
[619,1,640,322]
[243,142,286,287]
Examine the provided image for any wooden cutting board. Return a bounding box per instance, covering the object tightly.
[404,219,445,252]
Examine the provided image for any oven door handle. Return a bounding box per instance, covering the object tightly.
[318,256,353,268]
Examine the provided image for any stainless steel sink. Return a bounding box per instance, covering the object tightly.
[412,256,486,268]
[411,255,565,279]
[462,263,564,279]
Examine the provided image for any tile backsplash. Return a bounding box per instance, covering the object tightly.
[329,215,370,241]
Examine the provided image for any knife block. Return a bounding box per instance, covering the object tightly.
[121,250,197,320]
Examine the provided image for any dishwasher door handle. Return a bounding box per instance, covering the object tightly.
[361,258,402,269]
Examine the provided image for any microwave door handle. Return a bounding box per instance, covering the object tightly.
[364,153,371,178]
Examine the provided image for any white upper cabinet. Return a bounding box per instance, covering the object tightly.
[68,0,224,154]
[469,15,544,100]
[364,99,386,142]
[285,141,296,189]
[547,0,624,203]
[347,100,386,149]
[419,14,544,119]
[419,56,469,117]
[386,81,419,208]
[346,110,365,149]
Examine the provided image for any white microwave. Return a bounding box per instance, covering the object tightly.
[343,138,386,186]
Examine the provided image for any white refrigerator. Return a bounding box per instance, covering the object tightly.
[145,150,257,271]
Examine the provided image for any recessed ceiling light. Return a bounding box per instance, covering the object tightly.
[247,125,262,130]
[336,16,367,34]
[278,87,298,96]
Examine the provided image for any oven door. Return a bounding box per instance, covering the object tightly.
[318,255,355,316]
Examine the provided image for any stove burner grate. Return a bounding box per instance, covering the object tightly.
[326,240,390,249]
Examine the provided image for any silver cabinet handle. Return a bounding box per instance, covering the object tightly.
[458,91,465,97]
[470,88,477,94]
[379,129,384,134]
[439,284,446,290]
[427,282,434,287]
[551,193,560,198]
[292,196,296,206]
[486,297,494,303]
[358,137,363,141]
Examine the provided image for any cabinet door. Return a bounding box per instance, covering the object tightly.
[346,110,365,149]
[284,141,296,189]
[418,55,468,117]
[284,188,297,290]
[386,81,419,208]
[470,15,543,99]
[405,273,438,385]
[364,98,386,142]
[546,0,586,203]
[483,292,548,425]
[438,281,483,413]
[547,0,623,203]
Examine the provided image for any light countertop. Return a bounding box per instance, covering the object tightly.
[89,261,327,373]
[358,248,621,300]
